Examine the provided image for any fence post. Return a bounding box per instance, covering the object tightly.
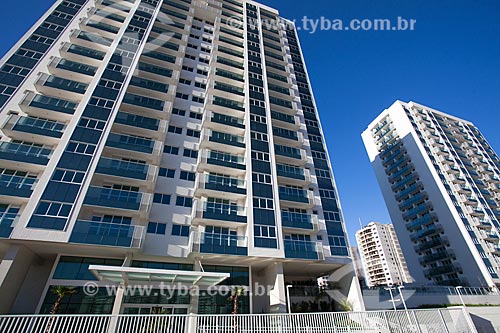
[411,311,422,333]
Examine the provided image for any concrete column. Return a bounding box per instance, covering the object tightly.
[267,262,287,313]
[107,285,125,333]
[0,244,36,314]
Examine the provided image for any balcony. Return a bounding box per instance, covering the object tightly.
[395,183,422,201]
[105,133,162,163]
[34,74,87,101]
[467,207,485,217]
[0,173,37,198]
[410,223,442,241]
[273,126,303,147]
[80,17,120,39]
[419,251,453,265]
[278,186,314,207]
[276,164,311,185]
[0,213,19,238]
[202,111,245,136]
[95,158,156,189]
[197,150,246,176]
[69,220,145,248]
[2,115,65,145]
[127,76,170,100]
[414,237,448,252]
[398,192,426,211]
[47,57,97,83]
[424,264,461,277]
[274,145,307,166]
[84,186,151,213]
[113,111,167,140]
[121,93,167,116]
[192,200,247,226]
[284,239,324,260]
[271,110,300,131]
[201,130,245,153]
[70,29,113,51]
[475,219,492,229]
[388,165,413,183]
[402,203,432,220]
[454,184,472,193]
[191,232,248,256]
[0,142,52,167]
[19,91,77,121]
[281,211,318,232]
[481,231,499,242]
[60,42,105,67]
[195,174,246,199]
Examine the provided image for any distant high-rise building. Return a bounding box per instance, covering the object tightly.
[362,101,500,288]
[356,222,413,287]
[0,0,358,315]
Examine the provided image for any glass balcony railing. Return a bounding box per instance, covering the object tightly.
[271,111,296,125]
[197,201,247,223]
[281,211,315,230]
[284,239,322,260]
[128,76,169,93]
[214,81,244,96]
[273,127,298,141]
[0,174,37,197]
[122,93,165,111]
[84,186,144,211]
[205,150,245,170]
[69,220,144,248]
[279,186,310,203]
[85,19,120,34]
[54,58,97,76]
[95,158,150,180]
[0,213,19,238]
[66,43,105,60]
[0,142,52,165]
[276,164,306,181]
[212,96,245,112]
[203,174,246,195]
[196,232,248,256]
[114,112,160,131]
[41,75,88,94]
[210,112,245,129]
[25,93,77,115]
[106,133,155,154]
[209,131,245,148]
[275,145,302,160]
[12,116,65,138]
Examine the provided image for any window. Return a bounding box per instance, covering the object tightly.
[195,82,206,89]
[172,224,190,237]
[187,129,200,138]
[147,222,166,235]
[182,65,193,72]
[192,96,205,104]
[183,149,198,158]
[176,92,189,100]
[53,256,123,281]
[172,108,186,116]
[179,78,191,85]
[196,69,208,76]
[252,173,271,184]
[176,196,193,207]
[34,201,72,217]
[153,193,171,204]
[159,168,175,178]
[189,112,202,120]
[251,151,270,161]
[168,125,183,134]
[66,141,96,155]
[180,171,196,181]
[253,197,274,209]
[52,169,85,184]
[254,226,276,238]
[164,145,179,155]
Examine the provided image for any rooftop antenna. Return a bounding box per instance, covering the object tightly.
[358,217,363,230]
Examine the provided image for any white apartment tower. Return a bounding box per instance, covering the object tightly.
[362,101,500,288]
[356,222,412,287]
[0,0,359,315]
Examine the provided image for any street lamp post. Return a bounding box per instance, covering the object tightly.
[385,287,397,311]
[286,285,293,313]
[397,285,408,311]
[455,286,466,307]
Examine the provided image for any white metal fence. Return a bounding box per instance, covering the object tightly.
[0,307,477,333]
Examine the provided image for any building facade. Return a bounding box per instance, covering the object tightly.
[0,0,358,315]
[355,222,412,287]
[362,101,500,288]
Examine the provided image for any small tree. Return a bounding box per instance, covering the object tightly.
[50,286,77,315]
[45,286,77,333]
[338,298,353,312]
[228,287,245,314]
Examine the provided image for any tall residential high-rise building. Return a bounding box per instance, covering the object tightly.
[0,0,359,315]
[362,101,500,288]
[355,222,413,287]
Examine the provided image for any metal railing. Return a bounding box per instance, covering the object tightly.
[0,308,476,333]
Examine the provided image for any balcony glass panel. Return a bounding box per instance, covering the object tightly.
[209,131,245,148]
[211,112,244,129]
[0,142,52,165]
[205,174,245,195]
[284,239,319,259]
[67,44,105,60]
[106,134,154,154]
[202,201,246,223]
[69,220,140,248]
[43,75,88,94]
[275,145,301,159]
[96,158,149,180]
[56,59,97,76]
[199,233,248,255]
[276,164,305,180]
[84,186,142,210]
[114,112,159,131]
[0,208,19,238]
[0,173,37,197]
[279,186,309,203]
[13,117,65,138]
[207,151,245,170]
[281,211,314,230]
[212,96,245,111]
[28,94,77,114]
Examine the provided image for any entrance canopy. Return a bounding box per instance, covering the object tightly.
[88,265,229,287]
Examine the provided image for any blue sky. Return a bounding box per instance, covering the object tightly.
[1,0,499,245]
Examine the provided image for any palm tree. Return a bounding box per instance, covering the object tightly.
[228,287,245,314]
[50,286,77,315]
[45,286,77,333]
